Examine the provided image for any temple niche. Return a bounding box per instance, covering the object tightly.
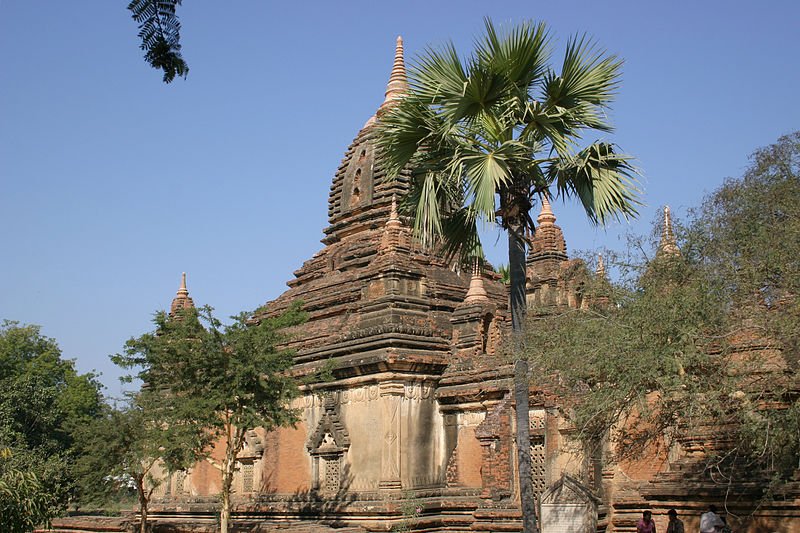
[141,36,800,533]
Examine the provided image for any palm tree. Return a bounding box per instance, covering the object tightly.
[375,19,639,533]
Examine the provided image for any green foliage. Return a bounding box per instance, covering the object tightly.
[71,403,164,510]
[392,492,423,533]
[113,302,306,533]
[496,264,510,285]
[689,131,800,364]
[115,302,306,444]
[526,255,730,450]
[0,448,54,533]
[688,132,800,478]
[375,18,639,261]
[127,0,188,83]
[526,132,800,485]
[0,321,105,513]
[0,377,75,512]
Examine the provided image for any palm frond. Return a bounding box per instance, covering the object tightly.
[461,149,511,220]
[374,19,640,263]
[410,43,468,107]
[476,18,551,98]
[556,34,622,106]
[518,100,570,155]
[375,98,442,178]
[541,34,622,135]
[438,206,484,262]
[407,171,447,248]
[456,60,508,121]
[550,142,640,224]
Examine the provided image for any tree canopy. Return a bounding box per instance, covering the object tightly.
[375,18,639,265]
[0,448,54,533]
[525,132,800,489]
[0,321,105,527]
[73,399,181,533]
[113,303,306,533]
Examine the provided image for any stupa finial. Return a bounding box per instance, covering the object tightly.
[379,36,408,111]
[537,193,556,226]
[170,272,194,315]
[596,254,606,278]
[178,272,188,296]
[658,205,680,256]
[464,259,489,304]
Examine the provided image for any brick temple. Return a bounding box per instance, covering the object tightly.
[53,37,800,533]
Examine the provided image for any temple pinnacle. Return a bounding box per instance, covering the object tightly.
[178,272,189,296]
[170,272,195,315]
[380,194,409,252]
[464,261,489,304]
[537,193,557,226]
[384,194,403,231]
[379,36,408,111]
[596,254,606,278]
[389,195,399,221]
[658,206,680,256]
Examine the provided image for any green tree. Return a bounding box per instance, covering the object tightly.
[375,19,639,532]
[74,398,189,533]
[526,132,800,491]
[0,321,104,515]
[0,448,54,533]
[114,303,305,533]
[127,0,188,83]
[526,251,730,453]
[691,131,800,367]
[496,264,511,285]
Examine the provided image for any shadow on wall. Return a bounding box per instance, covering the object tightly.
[255,462,361,525]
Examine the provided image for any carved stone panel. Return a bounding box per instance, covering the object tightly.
[379,382,403,489]
[307,396,350,494]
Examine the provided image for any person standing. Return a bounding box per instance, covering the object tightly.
[666,509,684,533]
[637,510,657,533]
[700,504,725,533]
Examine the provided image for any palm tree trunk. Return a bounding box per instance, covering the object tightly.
[508,222,527,332]
[508,221,537,533]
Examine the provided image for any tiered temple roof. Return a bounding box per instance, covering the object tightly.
[255,37,508,380]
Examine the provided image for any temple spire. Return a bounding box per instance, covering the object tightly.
[537,193,557,226]
[178,272,188,295]
[464,260,489,304]
[379,36,408,112]
[596,254,606,278]
[387,195,401,228]
[528,192,567,263]
[658,206,680,256]
[170,272,195,315]
[592,254,611,308]
[363,36,409,128]
[379,195,410,253]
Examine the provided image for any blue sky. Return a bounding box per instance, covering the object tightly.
[1,1,798,398]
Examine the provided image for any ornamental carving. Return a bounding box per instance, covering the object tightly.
[307,396,351,454]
